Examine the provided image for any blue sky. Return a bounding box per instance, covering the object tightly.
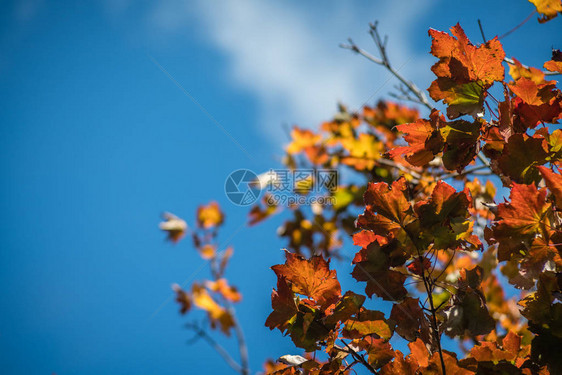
[0,1,560,374]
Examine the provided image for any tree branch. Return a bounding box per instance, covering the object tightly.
[339,339,379,374]
[498,10,536,40]
[210,257,250,375]
[186,322,243,373]
[228,305,250,375]
[340,22,434,111]
[402,228,447,375]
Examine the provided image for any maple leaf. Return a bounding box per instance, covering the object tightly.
[469,332,521,363]
[352,229,387,248]
[271,251,341,308]
[509,77,562,129]
[197,201,224,229]
[495,182,549,235]
[342,309,393,340]
[351,240,409,301]
[352,264,408,301]
[529,0,562,23]
[519,271,561,332]
[198,244,216,260]
[487,182,551,262]
[497,134,548,184]
[508,58,547,84]
[380,351,417,375]
[538,166,562,208]
[428,23,505,119]
[443,267,496,338]
[544,59,562,74]
[324,291,365,326]
[428,351,474,375]
[265,277,298,333]
[388,113,442,166]
[429,79,487,119]
[440,119,482,172]
[287,309,330,351]
[356,177,414,238]
[408,339,430,367]
[509,77,558,106]
[415,181,470,227]
[359,337,395,369]
[159,212,188,243]
[415,181,481,250]
[389,110,482,171]
[390,298,430,342]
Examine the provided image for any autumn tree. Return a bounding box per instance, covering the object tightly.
[161,2,562,374]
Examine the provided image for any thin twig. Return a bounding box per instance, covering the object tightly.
[210,257,250,375]
[340,338,379,374]
[439,164,491,179]
[228,306,250,375]
[498,10,536,40]
[477,19,487,43]
[376,158,422,179]
[477,152,490,167]
[186,323,243,373]
[341,22,433,111]
[343,359,360,372]
[402,227,447,375]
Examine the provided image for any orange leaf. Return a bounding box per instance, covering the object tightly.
[544,60,562,74]
[538,166,562,208]
[192,284,234,335]
[408,338,430,367]
[529,0,562,23]
[495,183,549,236]
[428,23,505,119]
[197,201,224,229]
[271,251,341,308]
[389,115,441,166]
[359,177,414,234]
[205,278,242,303]
[352,230,387,248]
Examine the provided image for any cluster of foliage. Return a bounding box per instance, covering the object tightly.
[161,2,562,374]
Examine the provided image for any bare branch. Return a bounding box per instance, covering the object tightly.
[498,10,536,40]
[438,164,491,179]
[341,23,434,111]
[210,258,250,375]
[228,305,250,375]
[186,323,243,373]
[477,19,487,43]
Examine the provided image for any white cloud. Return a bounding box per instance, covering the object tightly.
[147,0,435,141]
